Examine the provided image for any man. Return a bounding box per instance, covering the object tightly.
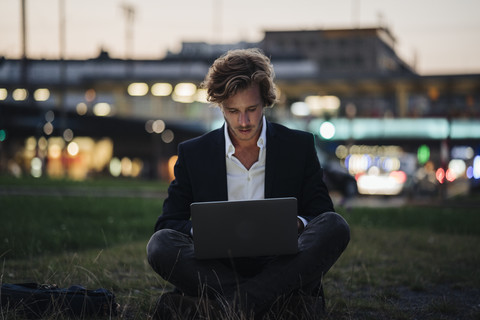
[147,48,350,319]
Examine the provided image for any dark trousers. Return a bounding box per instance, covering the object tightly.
[147,211,350,313]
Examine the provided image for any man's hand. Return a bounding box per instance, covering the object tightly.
[297,218,305,234]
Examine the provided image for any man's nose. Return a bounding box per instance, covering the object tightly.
[238,112,249,125]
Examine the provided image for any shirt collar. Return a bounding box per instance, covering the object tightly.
[225,116,267,159]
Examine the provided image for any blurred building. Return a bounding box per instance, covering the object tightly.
[0,27,479,195]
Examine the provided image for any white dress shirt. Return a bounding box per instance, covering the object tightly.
[225,117,267,201]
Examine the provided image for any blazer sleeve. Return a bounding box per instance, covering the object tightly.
[298,133,335,221]
[265,124,334,222]
[154,143,193,234]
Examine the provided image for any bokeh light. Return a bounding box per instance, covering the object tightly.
[319,121,335,139]
[76,102,88,115]
[67,141,79,156]
[34,88,50,101]
[13,88,28,101]
[109,157,121,177]
[128,82,149,96]
[172,83,196,103]
[31,157,42,178]
[151,83,173,96]
[93,102,111,116]
[161,129,174,143]
[417,144,430,164]
[0,88,7,100]
[43,122,54,135]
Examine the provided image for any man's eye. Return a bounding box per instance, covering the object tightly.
[229,109,238,114]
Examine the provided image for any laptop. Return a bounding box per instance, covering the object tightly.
[190,197,298,259]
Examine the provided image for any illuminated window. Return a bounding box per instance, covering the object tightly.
[128,82,149,96]
[195,89,209,103]
[172,83,196,103]
[151,83,173,96]
[13,88,28,101]
[34,88,50,101]
[93,103,111,116]
[0,88,7,100]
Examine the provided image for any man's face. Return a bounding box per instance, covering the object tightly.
[221,84,264,146]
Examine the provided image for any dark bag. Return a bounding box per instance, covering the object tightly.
[0,282,118,318]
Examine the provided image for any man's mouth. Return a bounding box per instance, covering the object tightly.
[238,127,252,133]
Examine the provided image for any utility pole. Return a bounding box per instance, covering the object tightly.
[122,3,135,60]
[20,0,28,97]
[21,0,27,59]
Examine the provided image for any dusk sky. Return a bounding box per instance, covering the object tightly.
[1,0,479,75]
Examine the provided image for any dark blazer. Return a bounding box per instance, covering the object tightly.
[154,121,334,234]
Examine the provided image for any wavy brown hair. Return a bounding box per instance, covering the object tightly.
[201,48,277,107]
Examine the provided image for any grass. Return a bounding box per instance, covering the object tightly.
[1,176,480,319]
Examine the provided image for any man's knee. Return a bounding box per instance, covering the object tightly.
[147,229,168,263]
[324,211,350,245]
[303,212,350,249]
[146,229,190,272]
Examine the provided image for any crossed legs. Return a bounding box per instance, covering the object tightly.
[147,211,350,315]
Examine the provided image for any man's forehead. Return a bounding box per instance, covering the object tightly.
[221,85,263,109]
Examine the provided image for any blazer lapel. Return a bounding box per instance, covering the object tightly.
[209,125,229,201]
[265,121,280,198]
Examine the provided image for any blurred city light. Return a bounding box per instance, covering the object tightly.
[128,82,149,96]
[466,166,473,179]
[0,129,6,142]
[168,155,178,182]
[93,102,111,116]
[319,121,335,139]
[445,169,456,182]
[38,137,47,151]
[63,128,74,141]
[131,158,143,177]
[145,119,166,134]
[448,159,466,179]
[335,145,348,159]
[45,110,55,122]
[417,144,430,164]
[195,89,209,103]
[473,155,480,179]
[390,170,407,184]
[30,157,42,178]
[152,120,165,134]
[109,157,121,177]
[382,157,401,172]
[451,146,474,159]
[151,83,173,96]
[172,83,196,103]
[34,88,50,101]
[12,88,28,101]
[121,157,133,176]
[161,129,174,143]
[76,102,88,115]
[436,168,445,184]
[67,141,79,156]
[305,95,340,116]
[145,120,154,133]
[43,122,54,135]
[0,88,8,100]
[356,173,404,195]
[291,102,309,117]
[85,88,96,102]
